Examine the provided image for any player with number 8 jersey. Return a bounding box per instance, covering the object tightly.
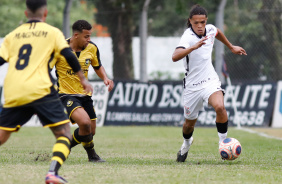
[0,1,93,183]
[0,20,70,107]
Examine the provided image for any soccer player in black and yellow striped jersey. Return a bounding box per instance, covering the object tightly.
[0,1,93,184]
[52,20,114,163]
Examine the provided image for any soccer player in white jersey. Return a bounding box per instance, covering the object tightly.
[172,4,247,162]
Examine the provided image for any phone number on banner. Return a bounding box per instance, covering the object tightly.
[198,110,265,126]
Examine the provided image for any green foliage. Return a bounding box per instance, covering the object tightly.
[0,0,95,37]
[0,127,282,183]
[0,1,26,36]
[223,0,282,81]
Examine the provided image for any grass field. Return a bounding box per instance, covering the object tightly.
[0,126,281,184]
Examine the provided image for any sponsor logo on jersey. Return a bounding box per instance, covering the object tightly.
[66,69,75,75]
[207,27,214,33]
[193,80,207,86]
[67,100,73,107]
[85,59,90,66]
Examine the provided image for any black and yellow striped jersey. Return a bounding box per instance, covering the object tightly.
[0,20,69,107]
[52,40,102,96]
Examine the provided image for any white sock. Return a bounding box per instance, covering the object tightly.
[180,137,193,155]
[183,137,193,146]
[218,132,227,143]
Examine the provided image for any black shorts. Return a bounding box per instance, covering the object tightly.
[59,95,97,124]
[0,92,69,132]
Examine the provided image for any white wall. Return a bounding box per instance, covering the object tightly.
[0,36,184,85]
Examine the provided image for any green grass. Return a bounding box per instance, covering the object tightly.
[0,126,281,184]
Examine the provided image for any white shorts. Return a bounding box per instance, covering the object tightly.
[183,80,223,120]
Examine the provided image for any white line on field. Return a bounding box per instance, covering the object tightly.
[236,127,282,140]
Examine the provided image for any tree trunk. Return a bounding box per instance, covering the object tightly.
[63,0,72,38]
[139,0,151,82]
[96,0,135,80]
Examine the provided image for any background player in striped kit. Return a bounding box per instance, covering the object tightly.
[52,20,114,162]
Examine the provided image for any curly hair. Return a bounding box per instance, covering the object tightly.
[72,20,92,33]
[187,5,208,28]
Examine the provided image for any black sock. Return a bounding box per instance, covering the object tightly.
[71,128,94,148]
[216,121,228,133]
[82,140,97,160]
[70,128,80,148]
[183,131,193,139]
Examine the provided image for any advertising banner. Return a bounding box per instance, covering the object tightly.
[105,81,184,126]
[104,81,276,127]
[0,81,276,127]
[206,82,276,127]
[271,81,282,128]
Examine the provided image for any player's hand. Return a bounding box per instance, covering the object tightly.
[76,70,93,94]
[81,78,93,94]
[104,79,114,92]
[230,46,247,55]
[193,36,208,50]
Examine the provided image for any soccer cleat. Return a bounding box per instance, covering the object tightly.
[45,173,68,184]
[88,149,106,162]
[176,137,193,162]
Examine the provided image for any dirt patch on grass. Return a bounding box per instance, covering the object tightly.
[250,128,282,138]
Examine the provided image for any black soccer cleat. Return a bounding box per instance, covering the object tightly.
[176,150,188,162]
[88,149,106,163]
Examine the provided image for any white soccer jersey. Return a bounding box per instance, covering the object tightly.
[177,24,219,91]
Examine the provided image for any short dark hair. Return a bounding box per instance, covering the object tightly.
[72,20,92,33]
[26,0,47,13]
[187,5,208,27]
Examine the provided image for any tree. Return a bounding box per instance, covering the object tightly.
[0,0,94,37]
[258,0,282,80]
[63,0,73,38]
[93,0,214,80]
[94,0,136,80]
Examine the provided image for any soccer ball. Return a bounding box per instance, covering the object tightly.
[219,138,242,160]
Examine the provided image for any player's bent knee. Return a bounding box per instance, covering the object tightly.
[214,105,226,114]
[77,118,91,129]
[50,124,72,140]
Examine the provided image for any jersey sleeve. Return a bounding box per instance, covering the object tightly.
[0,36,10,62]
[177,30,190,49]
[91,44,102,69]
[210,24,218,36]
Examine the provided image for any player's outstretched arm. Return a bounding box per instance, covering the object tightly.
[172,37,208,62]
[216,28,247,56]
[94,66,114,92]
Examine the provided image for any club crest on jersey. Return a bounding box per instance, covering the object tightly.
[67,100,73,107]
[184,106,191,115]
[85,59,90,66]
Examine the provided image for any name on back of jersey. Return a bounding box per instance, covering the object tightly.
[14,31,48,39]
